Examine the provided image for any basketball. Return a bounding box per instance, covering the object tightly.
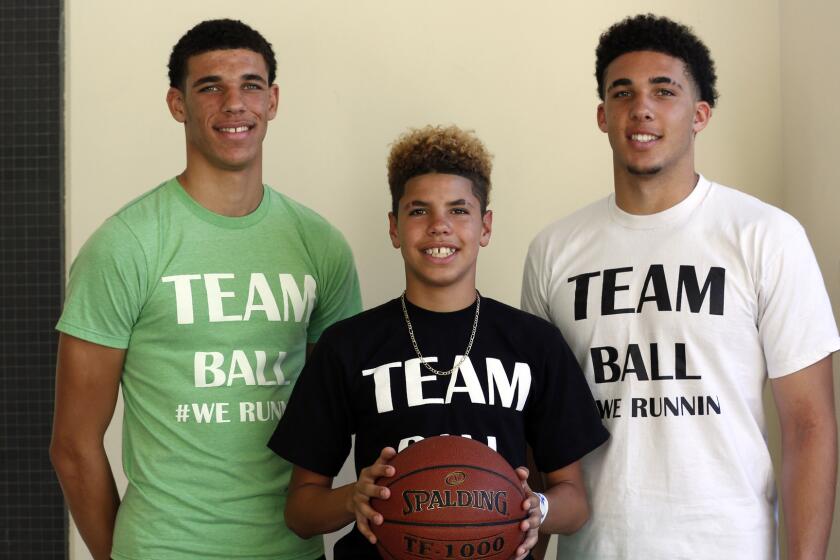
[370,436,528,560]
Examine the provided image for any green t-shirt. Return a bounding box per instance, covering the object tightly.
[57,178,362,560]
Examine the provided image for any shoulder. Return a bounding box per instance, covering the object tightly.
[111,179,175,228]
[87,179,180,255]
[482,298,564,341]
[266,187,339,233]
[528,196,611,253]
[266,187,353,257]
[76,180,177,261]
[480,299,577,378]
[705,179,804,235]
[318,299,399,341]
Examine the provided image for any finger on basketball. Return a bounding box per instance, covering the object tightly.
[514,546,531,560]
[523,494,538,516]
[360,448,397,483]
[355,514,378,544]
[376,446,397,463]
[362,462,394,482]
[520,496,540,531]
[356,501,383,525]
[357,477,390,500]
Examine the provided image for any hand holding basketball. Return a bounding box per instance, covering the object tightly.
[350,446,397,544]
[370,436,529,559]
[513,467,541,560]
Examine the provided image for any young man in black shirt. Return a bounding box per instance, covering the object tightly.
[269,125,608,559]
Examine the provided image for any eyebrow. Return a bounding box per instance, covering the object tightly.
[606,76,684,92]
[606,78,632,92]
[191,75,222,88]
[405,199,472,208]
[191,73,267,89]
[650,76,684,90]
[242,73,267,84]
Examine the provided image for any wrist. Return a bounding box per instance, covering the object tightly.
[534,492,549,524]
[344,483,357,515]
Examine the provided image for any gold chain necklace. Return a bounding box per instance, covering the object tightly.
[400,291,480,376]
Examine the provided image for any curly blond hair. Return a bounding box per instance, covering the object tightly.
[387,125,493,215]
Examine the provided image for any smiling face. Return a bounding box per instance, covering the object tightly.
[166,48,279,173]
[389,173,492,306]
[597,50,710,180]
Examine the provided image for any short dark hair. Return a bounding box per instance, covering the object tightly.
[387,125,493,216]
[595,14,718,107]
[168,19,276,89]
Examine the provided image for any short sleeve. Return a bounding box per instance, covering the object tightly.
[56,216,148,349]
[527,328,609,472]
[521,236,552,322]
[307,227,362,344]
[757,221,840,378]
[268,334,354,477]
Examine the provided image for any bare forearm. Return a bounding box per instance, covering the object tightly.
[539,482,590,535]
[285,482,356,539]
[51,335,125,559]
[780,422,837,560]
[51,445,119,560]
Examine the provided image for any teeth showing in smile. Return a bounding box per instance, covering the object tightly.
[631,133,658,143]
[219,126,250,133]
[425,247,455,258]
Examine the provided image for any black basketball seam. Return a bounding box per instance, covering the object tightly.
[402,530,506,543]
[380,516,527,528]
[384,463,526,500]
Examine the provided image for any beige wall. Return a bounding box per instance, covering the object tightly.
[779,0,840,557]
[64,0,836,558]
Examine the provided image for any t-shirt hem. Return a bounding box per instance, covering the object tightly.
[111,546,324,560]
[768,339,840,379]
[55,320,129,349]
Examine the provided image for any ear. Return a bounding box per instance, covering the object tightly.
[479,210,493,247]
[267,84,280,121]
[166,87,186,123]
[692,100,712,134]
[388,212,400,248]
[597,103,608,133]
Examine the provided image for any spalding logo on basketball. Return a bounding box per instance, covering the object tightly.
[371,436,527,560]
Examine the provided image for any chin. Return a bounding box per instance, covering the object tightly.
[212,155,256,172]
[409,269,467,291]
[627,164,663,176]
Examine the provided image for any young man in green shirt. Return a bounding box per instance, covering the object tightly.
[50,19,360,560]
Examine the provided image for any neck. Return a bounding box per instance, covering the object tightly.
[613,160,699,215]
[178,156,265,217]
[404,279,478,312]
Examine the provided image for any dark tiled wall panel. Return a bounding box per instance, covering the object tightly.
[0,1,66,558]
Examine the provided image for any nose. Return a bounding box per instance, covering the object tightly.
[629,96,654,121]
[223,88,245,114]
[428,212,451,236]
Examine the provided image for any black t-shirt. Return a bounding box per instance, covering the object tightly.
[269,296,608,558]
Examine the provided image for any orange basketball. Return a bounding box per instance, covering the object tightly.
[371,436,527,560]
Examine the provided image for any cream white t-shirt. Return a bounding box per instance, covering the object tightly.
[522,176,839,559]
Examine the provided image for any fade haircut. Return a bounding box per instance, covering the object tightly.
[595,14,718,107]
[168,19,277,89]
[387,125,493,216]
